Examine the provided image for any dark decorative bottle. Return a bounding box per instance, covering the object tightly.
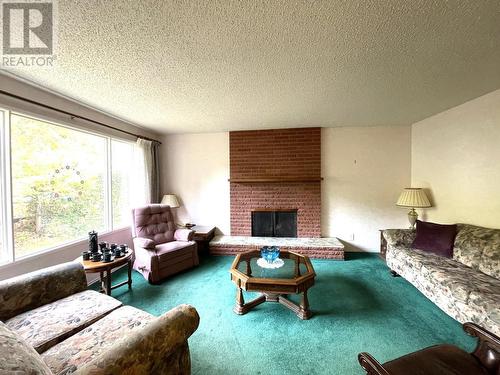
[88,231,98,253]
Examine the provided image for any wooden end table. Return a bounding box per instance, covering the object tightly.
[191,225,216,253]
[229,250,316,320]
[77,250,134,296]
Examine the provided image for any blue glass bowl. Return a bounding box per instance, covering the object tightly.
[260,246,280,263]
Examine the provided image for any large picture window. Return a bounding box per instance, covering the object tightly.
[0,110,137,263]
[111,140,135,228]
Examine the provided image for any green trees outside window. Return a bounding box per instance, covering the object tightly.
[5,113,135,260]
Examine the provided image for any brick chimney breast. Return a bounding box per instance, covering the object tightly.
[229,128,321,237]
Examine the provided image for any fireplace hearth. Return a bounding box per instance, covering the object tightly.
[251,210,297,238]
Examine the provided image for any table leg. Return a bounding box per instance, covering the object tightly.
[234,286,267,315]
[237,288,244,304]
[127,259,133,289]
[298,290,312,320]
[105,269,112,296]
[99,271,105,293]
[295,259,301,277]
[234,287,245,314]
[245,259,252,276]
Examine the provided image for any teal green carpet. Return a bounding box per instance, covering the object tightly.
[108,253,476,374]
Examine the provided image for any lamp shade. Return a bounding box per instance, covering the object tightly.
[161,194,180,208]
[396,188,431,208]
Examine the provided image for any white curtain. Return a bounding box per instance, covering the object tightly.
[132,138,161,206]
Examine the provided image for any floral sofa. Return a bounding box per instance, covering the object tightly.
[383,224,499,336]
[0,261,200,374]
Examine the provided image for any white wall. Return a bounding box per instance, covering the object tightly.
[321,127,412,251]
[161,132,230,234]
[412,89,500,228]
[161,127,412,252]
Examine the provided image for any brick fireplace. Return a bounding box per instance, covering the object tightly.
[229,127,321,237]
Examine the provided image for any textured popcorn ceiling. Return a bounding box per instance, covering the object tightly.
[4,0,500,134]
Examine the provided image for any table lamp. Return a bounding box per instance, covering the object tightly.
[161,194,180,208]
[396,188,431,229]
[160,194,190,227]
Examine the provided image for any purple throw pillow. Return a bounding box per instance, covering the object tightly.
[411,220,457,258]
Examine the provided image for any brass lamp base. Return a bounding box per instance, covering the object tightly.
[408,208,418,229]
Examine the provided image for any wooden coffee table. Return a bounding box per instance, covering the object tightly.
[229,250,316,320]
[77,250,134,296]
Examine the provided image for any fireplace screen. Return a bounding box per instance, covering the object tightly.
[251,210,297,237]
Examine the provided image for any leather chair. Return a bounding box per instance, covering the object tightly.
[358,322,499,375]
[131,204,199,284]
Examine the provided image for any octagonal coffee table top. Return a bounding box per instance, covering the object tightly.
[230,250,315,291]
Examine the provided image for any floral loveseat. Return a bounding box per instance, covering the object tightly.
[0,261,199,374]
[383,224,499,336]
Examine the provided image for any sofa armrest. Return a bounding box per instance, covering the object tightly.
[463,322,500,372]
[74,304,200,375]
[133,237,156,250]
[358,353,392,375]
[0,261,87,321]
[382,229,416,248]
[174,228,194,242]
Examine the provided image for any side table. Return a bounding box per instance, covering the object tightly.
[77,250,134,295]
[191,226,216,254]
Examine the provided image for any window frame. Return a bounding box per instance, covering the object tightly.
[0,109,14,265]
[0,107,135,264]
[110,138,136,229]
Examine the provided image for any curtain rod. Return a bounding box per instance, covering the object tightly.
[0,89,161,144]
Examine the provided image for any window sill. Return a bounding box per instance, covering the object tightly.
[0,226,131,271]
